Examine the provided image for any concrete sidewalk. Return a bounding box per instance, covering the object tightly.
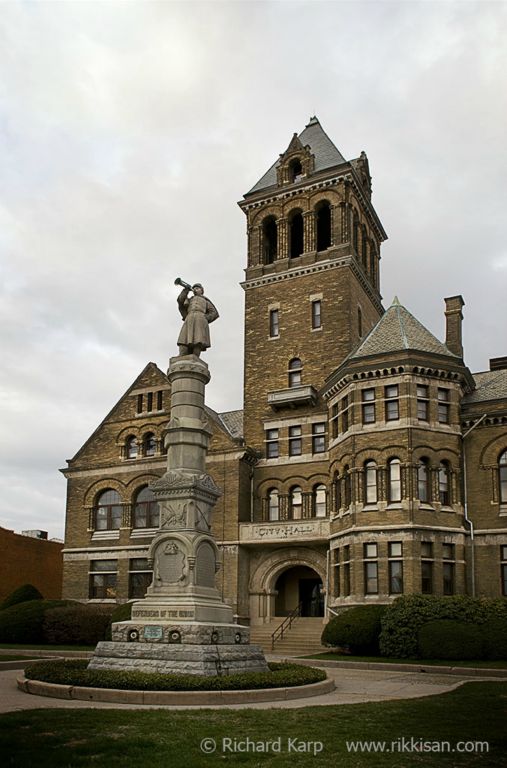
[1,664,503,713]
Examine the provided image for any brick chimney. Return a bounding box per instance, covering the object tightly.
[444,295,465,357]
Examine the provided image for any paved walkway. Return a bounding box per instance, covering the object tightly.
[1,663,503,713]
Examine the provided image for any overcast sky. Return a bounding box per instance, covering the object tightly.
[1,0,506,540]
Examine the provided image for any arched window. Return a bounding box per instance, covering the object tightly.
[268,489,279,521]
[262,216,277,264]
[288,358,302,388]
[388,458,401,503]
[344,465,352,508]
[95,489,122,531]
[361,226,367,269]
[126,435,138,459]
[289,210,304,258]
[439,461,451,505]
[143,432,156,457]
[316,201,331,251]
[500,451,507,504]
[313,484,327,517]
[353,212,359,253]
[418,458,430,503]
[133,486,159,528]
[289,158,303,183]
[364,461,378,504]
[290,486,303,519]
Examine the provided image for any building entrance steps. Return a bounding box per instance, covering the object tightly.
[250,617,328,655]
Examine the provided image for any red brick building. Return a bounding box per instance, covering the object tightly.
[0,527,63,602]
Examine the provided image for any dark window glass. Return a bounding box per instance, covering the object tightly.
[313,484,327,517]
[364,461,377,504]
[421,561,433,594]
[358,306,363,337]
[443,562,455,595]
[312,422,326,454]
[269,308,279,337]
[129,571,152,599]
[364,562,378,594]
[362,388,376,424]
[437,388,450,423]
[126,436,138,459]
[288,425,302,456]
[342,396,349,432]
[344,466,352,508]
[312,300,322,329]
[133,486,159,528]
[421,541,433,558]
[144,433,156,457]
[331,403,339,439]
[499,450,507,503]
[262,216,278,264]
[290,486,302,519]
[385,385,399,421]
[388,459,401,503]
[418,459,430,503]
[289,211,304,258]
[316,202,331,251]
[157,390,163,411]
[439,462,450,505]
[136,394,143,414]
[389,561,403,594]
[95,489,122,531]
[288,358,302,388]
[89,560,117,599]
[268,489,279,521]
[416,385,429,421]
[265,428,279,458]
[502,564,507,597]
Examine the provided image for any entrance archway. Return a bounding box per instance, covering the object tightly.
[274,565,324,617]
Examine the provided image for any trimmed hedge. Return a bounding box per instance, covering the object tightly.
[105,602,133,641]
[482,618,507,660]
[1,584,43,611]
[0,600,71,644]
[24,660,326,691]
[43,604,113,646]
[322,605,386,655]
[418,620,484,660]
[379,595,507,658]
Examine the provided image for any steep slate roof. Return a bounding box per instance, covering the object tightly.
[465,369,507,403]
[348,298,460,362]
[246,117,347,196]
[218,409,244,439]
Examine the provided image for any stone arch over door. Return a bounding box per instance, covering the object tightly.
[248,546,327,625]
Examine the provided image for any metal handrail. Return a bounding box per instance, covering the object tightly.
[271,602,302,651]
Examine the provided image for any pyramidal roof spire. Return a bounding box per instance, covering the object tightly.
[245,117,346,196]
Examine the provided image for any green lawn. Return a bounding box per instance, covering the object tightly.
[303,652,507,668]
[0,682,505,767]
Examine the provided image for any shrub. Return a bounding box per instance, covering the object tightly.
[104,602,133,641]
[379,595,507,658]
[1,584,43,611]
[0,599,71,644]
[481,617,507,661]
[322,605,387,654]
[23,660,326,691]
[43,604,113,646]
[418,620,484,660]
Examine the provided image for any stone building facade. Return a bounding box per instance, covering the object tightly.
[62,118,507,624]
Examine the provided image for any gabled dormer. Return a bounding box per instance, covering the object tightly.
[276,132,315,187]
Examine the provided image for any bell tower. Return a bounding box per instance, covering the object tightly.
[238,117,388,451]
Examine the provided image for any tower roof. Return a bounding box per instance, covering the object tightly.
[349,298,460,361]
[246,116,347,196]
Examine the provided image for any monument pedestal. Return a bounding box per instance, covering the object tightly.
[88,355,268,676]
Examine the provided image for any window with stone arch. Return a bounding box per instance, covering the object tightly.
[288,357,302,388]
[313,484,327,518]
[418,458,431,503]
[364,460,378,504]
[388,458,402,503]
[288,157,303,183]
[333,471,341,512]
[143,432,156,457]
[499,450,507,504]
[133,486,159,529]
[94,488,122,531]
[267,488,279,521]
[315,200,331,251]
[261,215,277,264]
[288,209,304,259]
[439,461,451,506]
[289,486,303,520]
[125,435,138,459]
[344,465,352,508]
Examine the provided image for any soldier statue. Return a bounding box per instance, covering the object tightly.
[175,279,219,357]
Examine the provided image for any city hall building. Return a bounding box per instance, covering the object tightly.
[62,118,507,627]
